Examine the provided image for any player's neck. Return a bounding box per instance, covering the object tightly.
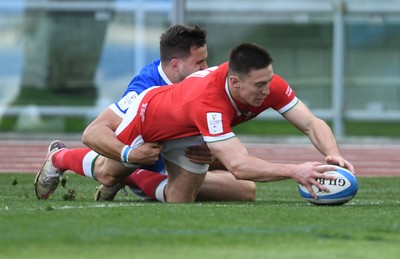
[227,81,246,108]
[162,65,179,84]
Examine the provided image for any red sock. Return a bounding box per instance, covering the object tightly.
[124,169,167,199]
[122,174,136,186]
[52,148,92,176]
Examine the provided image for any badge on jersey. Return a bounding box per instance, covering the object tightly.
[117,92,139,112]
[207,112,223,134]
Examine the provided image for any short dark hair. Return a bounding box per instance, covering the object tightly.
[228,43,273,77]
[160,24,207,62]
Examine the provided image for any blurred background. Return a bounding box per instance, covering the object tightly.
[0,0,399,140]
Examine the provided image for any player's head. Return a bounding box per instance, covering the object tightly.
[228,43,274,107]
[160,24,208,83]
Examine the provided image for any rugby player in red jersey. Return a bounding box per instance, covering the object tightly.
[85,43,355,202]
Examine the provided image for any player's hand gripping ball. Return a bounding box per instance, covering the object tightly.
[298,166,358,205]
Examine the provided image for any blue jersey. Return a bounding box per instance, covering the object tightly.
[110,59,172,174]
[110,59,172,118]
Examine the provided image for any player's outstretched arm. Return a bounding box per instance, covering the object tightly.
[207,137,337,199]
[283,100,355,173]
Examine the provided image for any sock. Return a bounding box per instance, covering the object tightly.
[125,169,168,201]
[122,173,137,186]
[52,148,98,178]
[154,179,168,202]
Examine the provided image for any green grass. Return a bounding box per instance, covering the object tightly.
[1,173,399,258]
[234,120,400,137]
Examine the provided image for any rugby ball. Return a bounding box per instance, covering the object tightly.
[298,166,358,205]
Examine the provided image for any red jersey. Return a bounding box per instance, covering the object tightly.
[117,62,297,145]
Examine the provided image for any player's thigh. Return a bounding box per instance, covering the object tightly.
[162,136,209,202]
[164,159,206,202]
[197,170,256,201]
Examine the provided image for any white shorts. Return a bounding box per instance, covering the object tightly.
[162,135,209,174]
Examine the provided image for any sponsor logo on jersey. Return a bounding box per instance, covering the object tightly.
[207,112,223,134]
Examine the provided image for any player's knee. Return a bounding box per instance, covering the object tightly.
[229,171,256,201]
[240,181,256,201]
[95,172,119,186]
[164,185,197,203]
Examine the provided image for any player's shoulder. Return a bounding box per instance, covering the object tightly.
[269,74,295,98]
[132,60,164,84]
[271,74,287,85]
[270,74,290,91]
[138,59,161,75]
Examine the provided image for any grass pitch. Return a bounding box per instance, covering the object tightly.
[0,173,399,259]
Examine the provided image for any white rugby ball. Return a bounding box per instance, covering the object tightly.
[298,166,358,205]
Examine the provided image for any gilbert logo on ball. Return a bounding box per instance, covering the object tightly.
[298,166,358,205]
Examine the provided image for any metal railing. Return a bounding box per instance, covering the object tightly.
[1,0,400,139]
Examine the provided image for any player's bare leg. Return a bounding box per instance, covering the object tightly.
[163,160,206,203]
[93,156,134,186]
[94,164,256,202]
[93,156,140,201]
[196,170,256,201]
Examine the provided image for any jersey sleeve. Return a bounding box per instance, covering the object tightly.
[269,75,298,114]
[109,91,140,118]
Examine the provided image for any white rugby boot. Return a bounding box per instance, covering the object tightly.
[34,140,66,199]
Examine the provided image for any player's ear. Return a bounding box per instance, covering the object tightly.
[170,58,182,72]
[229,75,241,88]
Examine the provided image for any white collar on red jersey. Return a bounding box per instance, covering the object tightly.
[225,77,241,116]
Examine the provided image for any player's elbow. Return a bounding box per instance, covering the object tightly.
[230,169,247,181]
[227,162,248,181]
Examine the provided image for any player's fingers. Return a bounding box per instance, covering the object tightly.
[317,164,337,174]
[186,145,202,151]
[188,157,214,164]
[343,160,356,174]
[311,179,330,193]
[186,144,209,151]
[188,158,205,164]
[185,149,211,156]
[306,185,318,199]
[311,161,324,166]
[317,173,336,182]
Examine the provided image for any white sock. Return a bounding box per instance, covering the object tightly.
[155,179,168,202]
[82,150,99,179]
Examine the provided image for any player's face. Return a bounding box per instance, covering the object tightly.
[236,65,274,107]
[177,45,208,81]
